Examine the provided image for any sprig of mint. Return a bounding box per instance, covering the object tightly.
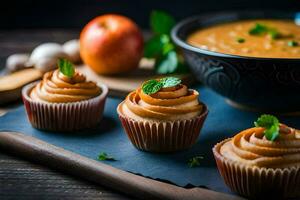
[254,114,280,141]
[142,79,164,95]
[58,58,75,78]
[142,77,181,95]
[150,10,176,35]
[160,77,181,88]
[236,37,245,43]
[188,156,204,168]
[249,23,268,35]
[98,152,116,161]
[249,23,281,39]
[145,10,189,74]
[288,40,298,47]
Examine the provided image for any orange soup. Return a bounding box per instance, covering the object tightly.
[187,20,300,58]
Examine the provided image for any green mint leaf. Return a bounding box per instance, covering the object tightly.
[150,10,176,35]
[288,40,298,47]
[264,124,280,141]
[249,23,281,40]
[146,10,188,74]
[98,152,116,161]
[156,51,178,74]
[237,38,245,43]
[162,42,175,55]
[144,34,170,58]
[58,58,75,78]
[188,156,204,168]
[269,28,281,39]
[160,77,181,88]
[142,77,182,95]
[254,114,279,128]
[249,23,268,35]
[254,114,280,141]
[142,79,163,95]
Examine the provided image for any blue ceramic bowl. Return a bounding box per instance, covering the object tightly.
[171,11,300,113]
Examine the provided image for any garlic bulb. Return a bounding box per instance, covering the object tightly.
[34,57,59,73]
[5,54,30,72]
[29,43,69,72]
[63,39,81,64]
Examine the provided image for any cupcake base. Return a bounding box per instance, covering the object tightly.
[213,139,300,200]
[22,82,108,132]
[118,103,208,153]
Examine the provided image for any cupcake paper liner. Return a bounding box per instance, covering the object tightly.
[118,104,208,152]
[213,139,300,199]
[22,81,108,131]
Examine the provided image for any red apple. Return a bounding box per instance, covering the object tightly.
[80,14,144,75]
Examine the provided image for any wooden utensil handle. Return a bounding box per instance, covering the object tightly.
[0,132,245,200]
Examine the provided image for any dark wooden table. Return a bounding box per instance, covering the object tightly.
[0,29,136,200]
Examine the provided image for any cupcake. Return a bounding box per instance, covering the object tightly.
[117,77,208,152]
[213,114,300,199]
[22,58,108,131]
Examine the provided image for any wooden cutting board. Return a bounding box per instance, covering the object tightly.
[0,68,43,104]
[0,59,193,104]
[77,60,193,97]
[0,131,245,200]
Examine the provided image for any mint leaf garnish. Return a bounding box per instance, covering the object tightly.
[249,23,269,35]
[142,79,163,95]
[98,152,116,161]
[58,58,75,78]
[254,114,280,141]
[161,77,181,88]
[288,40,298,47]
[236,38,245,43]
[150,10,176,35]
[269,28,281,39]
[188,156,204,168]
[142,76,182,95]
[156,51,178,74]
[144,34,170,58]
[144,10,189,74]
[264,125,280,141]
[249,23,281,39]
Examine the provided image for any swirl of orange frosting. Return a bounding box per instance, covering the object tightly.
[118,84,203,121]
[30,69,101,103]
[220,125,300,168]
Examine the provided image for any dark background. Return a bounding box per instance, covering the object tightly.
[0,1,299,199]
[1,0,300,29]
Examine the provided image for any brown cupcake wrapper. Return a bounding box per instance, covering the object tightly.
[22,81,108,131]
[213,140,300,199]
[118,103,208,153]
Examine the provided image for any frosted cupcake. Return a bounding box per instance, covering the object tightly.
[117,77,208,152]
[213,114,300,199]
[22,59,108,131]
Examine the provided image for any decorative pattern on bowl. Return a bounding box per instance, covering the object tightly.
[172,11,300,112]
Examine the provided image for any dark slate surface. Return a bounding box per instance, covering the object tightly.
[1,86,299,194]
[0,29,134,200]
